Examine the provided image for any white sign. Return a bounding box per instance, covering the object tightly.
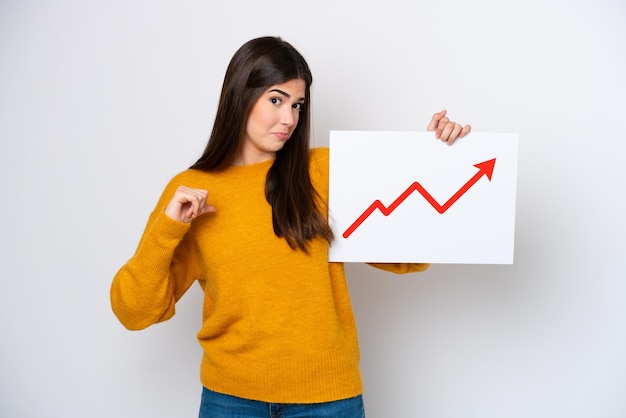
[328,131,519,264]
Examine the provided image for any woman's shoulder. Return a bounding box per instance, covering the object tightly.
[309,148,330,196]
[165,168,209,187]
[158,169,214,199]
[310,146,329,163]
[310,147,329,177]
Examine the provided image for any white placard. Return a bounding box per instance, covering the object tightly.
[328,131,519,264]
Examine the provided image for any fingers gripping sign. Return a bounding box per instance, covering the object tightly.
[426,109,471,146]
[164,186,216,223]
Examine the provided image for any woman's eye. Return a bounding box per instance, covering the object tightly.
[270,97,282,105]
[293,103,303,111]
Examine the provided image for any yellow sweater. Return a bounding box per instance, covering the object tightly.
[110,147,428,403]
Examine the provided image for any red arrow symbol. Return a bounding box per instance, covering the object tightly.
[342,158,496,239]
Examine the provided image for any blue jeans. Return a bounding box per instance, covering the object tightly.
[199,387,365,418]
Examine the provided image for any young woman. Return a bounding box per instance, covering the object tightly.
[110,36,471,418]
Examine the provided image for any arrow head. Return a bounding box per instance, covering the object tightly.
[473,158,496,180]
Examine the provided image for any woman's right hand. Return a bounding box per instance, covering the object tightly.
[164,186,216,223]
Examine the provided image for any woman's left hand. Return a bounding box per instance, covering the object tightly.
[427,109,471,146]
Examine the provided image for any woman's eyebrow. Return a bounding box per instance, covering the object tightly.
[268,89,305,102]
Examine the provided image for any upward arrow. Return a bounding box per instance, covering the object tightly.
[437,158,496,213]
[342,158,497,239]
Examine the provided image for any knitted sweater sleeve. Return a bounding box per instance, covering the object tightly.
[110,175,202,330]
[367,262,430,273]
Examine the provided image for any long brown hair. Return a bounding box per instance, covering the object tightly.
[190,37,333,251]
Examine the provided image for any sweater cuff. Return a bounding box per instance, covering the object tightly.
[148,211,192,241]
[367,262,430,274]
[133,211,191,270]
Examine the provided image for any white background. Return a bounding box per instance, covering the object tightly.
[1,1,625,417]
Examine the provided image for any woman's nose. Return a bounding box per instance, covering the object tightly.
[281,108,296,127]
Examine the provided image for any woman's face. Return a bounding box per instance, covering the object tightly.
[237,78,306,165]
